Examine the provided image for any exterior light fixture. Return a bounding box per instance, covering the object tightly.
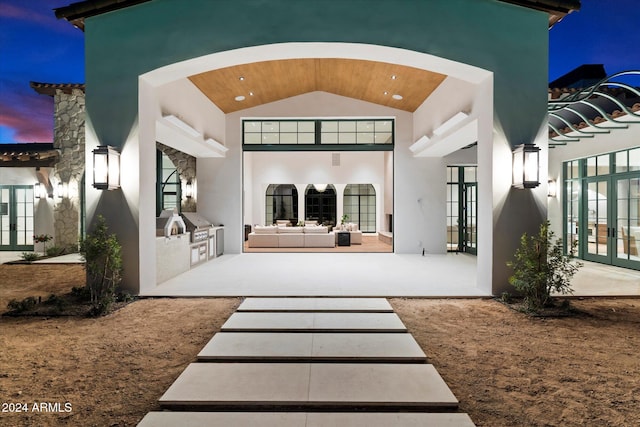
[313,184,328,192]
[512,144,540,189]
[56,182,67,199]
[548,179,557,198]
[34,182,42,199]
[185,180,193,199]
[92,145,121,190]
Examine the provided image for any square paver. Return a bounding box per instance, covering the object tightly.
[237,298,393,312]
[311,333,426,361]
[159,363,310,407]
[198,333,314,360]
[137,412,307,427]
[305,413,476,426]
[308,364,458,407]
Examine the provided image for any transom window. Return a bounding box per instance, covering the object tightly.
[243,119,394,149]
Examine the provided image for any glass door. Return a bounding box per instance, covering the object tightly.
[463,183,477,255]
[0,186,34,251]
[614,176,640,268]
[583,178,611,263]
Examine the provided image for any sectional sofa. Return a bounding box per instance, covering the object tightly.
[248,225,335,248]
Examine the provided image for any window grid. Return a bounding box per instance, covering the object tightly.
[343,184,376,232]
[243,119,394,146]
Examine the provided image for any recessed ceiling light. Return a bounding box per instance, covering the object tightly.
[384,91,389,95]
[235,95,245,101]
[391,75,397,80]
[392,94,403,100]
[239,76,245,81]
[249,92,254,96]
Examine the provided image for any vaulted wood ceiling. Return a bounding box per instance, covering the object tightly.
[188,59,448,114]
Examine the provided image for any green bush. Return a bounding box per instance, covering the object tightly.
[79,215,123,316]
[20,252,40,262]
[507,221,582,312]
[46,246,65,257]
[7,296,38,313]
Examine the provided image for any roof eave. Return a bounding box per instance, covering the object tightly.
[54,0,152,31]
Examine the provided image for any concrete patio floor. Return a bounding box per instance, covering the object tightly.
[2,250,638,297]
[143,253,485,298]
[143,252,640,298]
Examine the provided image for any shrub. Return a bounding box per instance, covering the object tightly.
[7,296,38,313]
[507,221,582,312]
[46,246,65,257]
[79,215,123,316]
[20,252,40,262]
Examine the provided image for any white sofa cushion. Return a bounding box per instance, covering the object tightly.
[248,233,279,247]
[254,225,278,234]
[305,232,335,247]
[279,233,305,247]
[278,226,303,233]
[304,226,328,234]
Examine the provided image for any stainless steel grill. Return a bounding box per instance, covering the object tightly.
[181,212,214,243]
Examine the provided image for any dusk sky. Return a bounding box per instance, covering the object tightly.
[0,0,638,144]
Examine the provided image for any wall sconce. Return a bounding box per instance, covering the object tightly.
[313,184,327,192]
[548,179,557,198]
[56,182,68,199]
[512,144,540,189]
[92,145,121,190]
[185,180,193,199]
[34,183,42,199]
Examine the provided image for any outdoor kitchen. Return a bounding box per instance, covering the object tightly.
[155,210,223,283]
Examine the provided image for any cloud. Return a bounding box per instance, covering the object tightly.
[0,2,53,26]
[0,87,53,143]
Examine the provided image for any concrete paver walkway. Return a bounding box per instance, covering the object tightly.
[138,297,475,426]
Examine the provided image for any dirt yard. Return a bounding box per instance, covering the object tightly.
[1,264,639,426]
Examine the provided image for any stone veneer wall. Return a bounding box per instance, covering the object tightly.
[156,143,197,212]
[53,88,85,250]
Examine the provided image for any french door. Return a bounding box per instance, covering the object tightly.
[462,183,477,254]
[0,186,35,251]
[582,176,640,269]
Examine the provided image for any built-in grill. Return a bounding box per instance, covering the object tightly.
[181,212,214,243]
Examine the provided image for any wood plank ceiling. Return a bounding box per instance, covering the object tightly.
[188,58,447,114]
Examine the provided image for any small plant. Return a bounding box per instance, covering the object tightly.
[20,252,40,263]
[500,292,512,304]
[340,214,349,225]
[507,221,582,312]
[34,234,53,256]
[79,215,123,316]
[7,296,38,313]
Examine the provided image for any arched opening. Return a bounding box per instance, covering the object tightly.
[343,184,376,233]
[265,184,298,225]
[139,42,493,294]
[304,184,337,227]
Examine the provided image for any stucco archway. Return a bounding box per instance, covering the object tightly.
[138,42,494,294]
